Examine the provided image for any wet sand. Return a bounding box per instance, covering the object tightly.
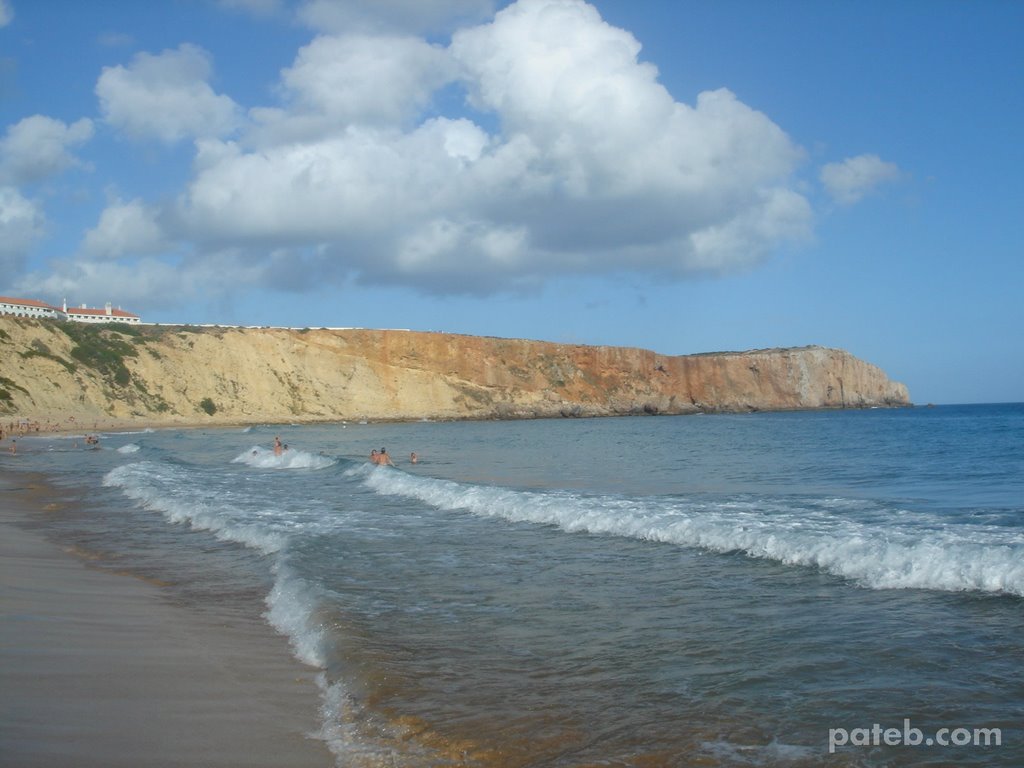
[0,473,334,768]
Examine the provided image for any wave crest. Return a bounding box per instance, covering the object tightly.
[232,445,336,470]
[361,470,1024,597]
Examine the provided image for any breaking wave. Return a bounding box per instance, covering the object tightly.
[358,467,1024,597]
[232,445,337,470]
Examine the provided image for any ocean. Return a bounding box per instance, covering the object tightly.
[6,403,1023,766]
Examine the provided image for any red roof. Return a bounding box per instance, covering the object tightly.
[65,306,140,319]
[0,296,59,310]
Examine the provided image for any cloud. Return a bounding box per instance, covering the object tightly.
[96,43,241,143]
[16,256,192,310]
[0,112,93,287]
[29,0,818,306]
[820,153,901,205]
[249,32,456,142]
[82,199,169,259]
[15,246,280,311]
[0,0,12,28]
[166,0,811,297]
[450,3,802,200]
[0,186,46,274]
[0,115,94,185]
[297,0,495,35]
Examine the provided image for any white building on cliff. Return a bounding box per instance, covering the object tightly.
[0,296,64,320]
[61,299,141,324]
[0,295,141,324]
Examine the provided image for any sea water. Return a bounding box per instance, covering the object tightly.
[6,404,1023,766]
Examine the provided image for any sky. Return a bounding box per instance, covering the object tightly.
[1,0,1021,405]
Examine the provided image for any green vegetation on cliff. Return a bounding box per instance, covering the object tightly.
[0,375,29,406]
[59,322,140,387]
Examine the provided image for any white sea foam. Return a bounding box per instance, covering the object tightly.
[104,462,287,554]
[232,445,336,470]
[701,739,817,766]
[116,443,141,454]
[361,468,1024,597]
[310,671,427,766]
[265,559,330,668]
[264,558,407,763]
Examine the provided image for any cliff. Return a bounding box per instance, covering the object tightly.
[0,317,910,427]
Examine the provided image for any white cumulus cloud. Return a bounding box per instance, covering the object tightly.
[0,115,94,185]
[0,0,12,27]
[0,186,46,274]
[96,43,241,143]
[250,32,456,142]
[820,153,901,205]
[167,0,811,296]
[82,199,169,259]
[16,257,191,311]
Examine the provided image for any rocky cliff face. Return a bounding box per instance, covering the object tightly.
[0,317,910,426]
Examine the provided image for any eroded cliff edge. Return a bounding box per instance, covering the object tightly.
[0,318,910,426]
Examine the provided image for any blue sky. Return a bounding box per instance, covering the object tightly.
[1,0,1021,404]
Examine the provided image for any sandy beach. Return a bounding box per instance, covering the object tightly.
[0,472,334,768]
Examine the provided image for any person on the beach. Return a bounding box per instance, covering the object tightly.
[370,449,379,464]
[9,439,15,454]
[410,452,418,464]
[273,436,283,456]
[378,448,394,467]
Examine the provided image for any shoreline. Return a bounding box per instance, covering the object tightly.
[1,398,922,446]
[0,470,335,768]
